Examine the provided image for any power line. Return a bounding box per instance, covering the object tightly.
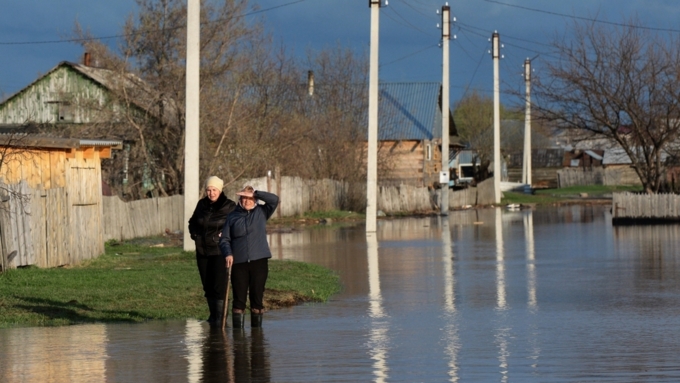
[0,0,307,46]
[483,0,680,34]
[383,3,432,36]
[380,44,439,68]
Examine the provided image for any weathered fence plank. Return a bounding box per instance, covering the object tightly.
[613,192,680,224]
[101,195,184,242]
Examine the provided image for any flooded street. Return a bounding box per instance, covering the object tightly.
[3,205,680,382]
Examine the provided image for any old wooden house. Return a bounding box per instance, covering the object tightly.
[0,56,175,198]
[375,82,460,188]
[0,134,121,270]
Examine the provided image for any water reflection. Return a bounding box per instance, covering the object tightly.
[5,205,680,381]
[524,212,537,309]
[366,232,389,382]
[0,324,107,382]
[440,216,459,382]
[232,329,270,382]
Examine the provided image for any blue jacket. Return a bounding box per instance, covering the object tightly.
[219,190,279,264]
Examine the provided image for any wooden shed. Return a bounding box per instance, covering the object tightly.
[0,134,121,270]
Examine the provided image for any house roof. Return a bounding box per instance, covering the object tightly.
[602,148,632,165]
[0,132,122,150]
[584,150,603,161]
[0,61,177,123]
[377,82,444,141]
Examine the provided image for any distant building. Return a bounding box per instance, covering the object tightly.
[372,82,461,187]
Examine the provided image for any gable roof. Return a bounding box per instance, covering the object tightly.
[378,82,444,141]
[0,61,176,123]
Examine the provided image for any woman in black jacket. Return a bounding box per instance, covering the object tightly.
[220,185,279,328]
[188,176,236,326]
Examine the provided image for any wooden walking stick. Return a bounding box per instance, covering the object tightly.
[221,266,232,330]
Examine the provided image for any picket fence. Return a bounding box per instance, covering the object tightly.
[612,192,680,224]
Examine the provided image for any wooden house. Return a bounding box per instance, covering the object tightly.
[0,134,121,270]
[0,57,175,197]
[374,82,460,188]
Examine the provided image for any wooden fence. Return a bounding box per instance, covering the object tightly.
[612,192,680,224]
[558,167,642,188]
[224,176,437,216]
[227,175,498,214]
[102,195,183,241]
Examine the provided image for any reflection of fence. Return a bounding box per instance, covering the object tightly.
[102,195,183,241]
[612,192,680,224]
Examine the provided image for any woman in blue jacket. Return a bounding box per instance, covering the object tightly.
[220,185,279,328]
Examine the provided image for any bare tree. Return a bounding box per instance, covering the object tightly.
[534,18,680,193]
[69,0,264,198]
[67,1,375,202]
[453,90,509,181]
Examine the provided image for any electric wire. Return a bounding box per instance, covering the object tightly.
[380,44,439,68]
[483,0,680,34]
[0,0,307,45]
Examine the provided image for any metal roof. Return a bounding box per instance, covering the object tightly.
[0,132,122,150]
[80,139,123,149]
[377,82,443,141]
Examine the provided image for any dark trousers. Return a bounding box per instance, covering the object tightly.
[231,258,268,311]
[196,255,227,300]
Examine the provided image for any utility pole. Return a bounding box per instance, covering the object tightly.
[440,4,451,215]
[522,58,532,188]
[491,31,501,204]
[366,0,381,233]
[183,0,200,251]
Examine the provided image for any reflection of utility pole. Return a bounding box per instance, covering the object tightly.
[366,0,381,233]
[440,4,451,215]
[522,58,532,187]
[184,0,200,251]
[491,32,501,204]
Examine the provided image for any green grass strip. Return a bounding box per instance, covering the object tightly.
[0,241,341,328]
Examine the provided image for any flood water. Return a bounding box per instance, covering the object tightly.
[2,205,680,382]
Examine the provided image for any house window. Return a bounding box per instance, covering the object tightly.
[426,144,432,161]
[58,102,74,122]
[46,92,75,122]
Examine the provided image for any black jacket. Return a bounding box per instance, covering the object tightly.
[219,190,279,264]
[188,193,236,257]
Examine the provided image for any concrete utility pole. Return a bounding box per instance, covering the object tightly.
[440,4,451,215]
[491,31,501,204]
[522,58,532,187]
[366,0,381,233]
[183,0,200,251]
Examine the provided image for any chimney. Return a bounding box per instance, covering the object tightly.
[307,70,314,97]
[83,52,91,67]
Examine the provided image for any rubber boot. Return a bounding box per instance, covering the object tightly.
[206,298,216,324]
[232,310,245,328]
[212,300,224,327]
[251,309,263,328]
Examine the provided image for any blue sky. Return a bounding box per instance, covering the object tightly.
[2,0,680,107]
